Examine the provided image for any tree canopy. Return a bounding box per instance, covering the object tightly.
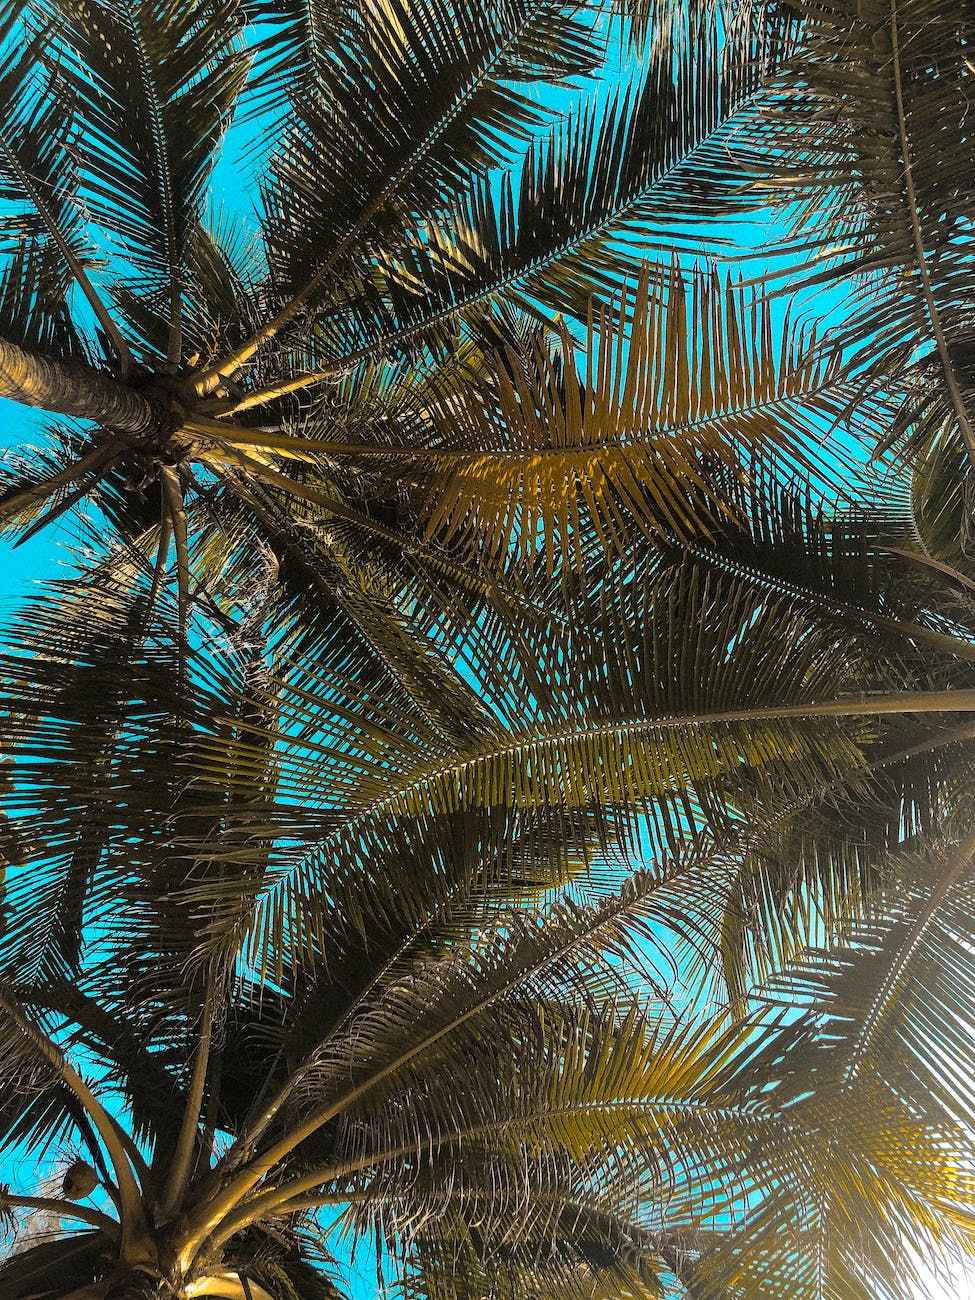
[1,1,975,1297]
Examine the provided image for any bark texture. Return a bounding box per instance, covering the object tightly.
[0,334,162,435]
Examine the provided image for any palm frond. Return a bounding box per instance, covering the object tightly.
[111,215,269,370]
[232,0,781,398]
[240,0,349,114]
[747,0,975,469]
[40,0,249,366]
[0,9,109,362]
[233,899,975,1300]
[259,0,600,293]
[3,4,975,1295]
[412,264,859,567]
[181,549,942,979]
[694,848,975,1299]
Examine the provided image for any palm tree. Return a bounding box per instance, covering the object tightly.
[3,465,975,1297]
[0,0,809,638]
[4,0,975,1297]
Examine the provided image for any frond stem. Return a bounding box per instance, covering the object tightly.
[161,467,190,655]
[184,1274,276,1300]
[213,443,491,591]
[685,540,975,663]
[160,967,217,1218]
[0,1192,119,1237]
[144,499,174,625]
[120,6,181,369]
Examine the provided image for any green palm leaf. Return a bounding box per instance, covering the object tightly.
[264,7,775,392]
[0,5,125,358]
[411,265,859,566]
[2,3,975,1296]
[39,0,249,366]
[740,0,975,475]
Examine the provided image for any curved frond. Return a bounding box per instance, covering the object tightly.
[414,265,857,566]
[41,0,249,366]
[748,0,975,473]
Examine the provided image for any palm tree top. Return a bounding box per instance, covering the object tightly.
[3,0,975,1296]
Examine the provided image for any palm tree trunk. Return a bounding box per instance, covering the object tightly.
[0,334,163,436]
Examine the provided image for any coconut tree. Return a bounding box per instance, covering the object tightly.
[4,0,975,1297]
[0,0,814,642]
[3,461,975,1297]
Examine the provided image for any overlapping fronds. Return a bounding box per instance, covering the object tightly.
[683,838,975,1300]
[238,885,975,1300]
[11,467,974,999]
[182,553,911,980]
[744,0,975,471]
[270,2,783,387]
[0,0,815,647]
[112,213,271,369]
[0,578,207,984]
[260,0,601,298]
[0,8,97,358]
[3,1,975,1297]
[413,264,859,567]
[4,524,975,1293]
[45,0,249,365]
